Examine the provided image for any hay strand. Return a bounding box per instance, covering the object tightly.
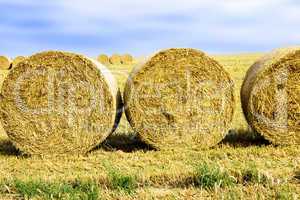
[0,51,122,155]
[124,48,235,149]
[241,47,300,145]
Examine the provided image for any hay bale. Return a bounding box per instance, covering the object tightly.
[121,54,134,64]
[11,56,27,68]
[0,51,122,155]
[124,48,235,149]
[0,56,11,70]
[109,54,122,65]
[241,47,300,145]
[97,54,109,65]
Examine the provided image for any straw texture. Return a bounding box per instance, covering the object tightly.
[124,48,235,149]
[0,51,122,155]
[241,47,300,145]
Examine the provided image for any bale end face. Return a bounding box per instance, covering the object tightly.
[241,47,300,145]
[124,48,235,150]
[0,51,122,155]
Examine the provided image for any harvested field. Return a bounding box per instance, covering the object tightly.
[0,53,299,199]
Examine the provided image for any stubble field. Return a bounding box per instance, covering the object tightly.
[0,53,299,199]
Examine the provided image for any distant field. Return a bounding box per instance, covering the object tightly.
[0,53,299,199]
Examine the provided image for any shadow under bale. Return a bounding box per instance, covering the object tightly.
[220,129,270,147]
[294,170,300,183]
[96,133,155,153]
[0,139,21,156]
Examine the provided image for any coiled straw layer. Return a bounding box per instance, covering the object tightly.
[0,51,122,155]
[124,48,235,149]
[241,47,300,145]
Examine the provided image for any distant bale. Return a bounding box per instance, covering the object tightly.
[124,48,235,149]
[0,56,11,70]
[109,54,122,65]
[12,56,27,68]
[121,54,134,64]
[241,47,300,145]
[97,54,109,65]
[0,51,122,155]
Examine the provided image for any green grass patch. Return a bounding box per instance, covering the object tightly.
[107,168,137,194]
[275,185,297,200]
[1,179,100,200]
[193,163,236,189]
[241,164,268,185]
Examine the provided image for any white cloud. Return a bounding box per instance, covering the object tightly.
[0,0,300,56]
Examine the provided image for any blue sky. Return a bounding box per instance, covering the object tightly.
[0,0,299,57]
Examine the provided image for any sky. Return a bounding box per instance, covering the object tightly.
[0,0,299,57]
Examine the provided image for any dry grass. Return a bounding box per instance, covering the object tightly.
[124,48,235,149]
[241,47,300,145]
[0,51,122,156]
[0,52,299,199]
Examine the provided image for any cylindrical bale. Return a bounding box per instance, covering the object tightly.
[124,48,235,149]
[0,51,122,155]
[241,47,300,145]
[0,56,11,70]
[11,56,27,68]
[121,54,134,65]
[97,54,109,65]
[109,54,122,65]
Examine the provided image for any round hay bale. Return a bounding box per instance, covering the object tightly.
[241,47,300,145]
[11,56,27,68]
[97,54,109,65]
[0,56,11,70]
[109,54,122,65]
[124,48,235,149]
[0,51,122,155]
[121,54,133,65]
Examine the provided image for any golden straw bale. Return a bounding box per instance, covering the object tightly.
[11,56,27,68]
[0,51,122,155]
[97,54,109,65]
[109,54,122,65]
[121,54,134,64]
[0,56,11,70]
[124,48,235,149]
[241,47,300,145]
